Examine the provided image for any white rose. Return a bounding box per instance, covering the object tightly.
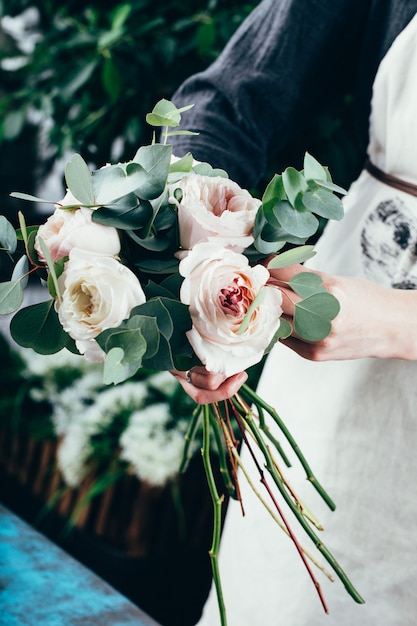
[169,173,260,256]
[35,190,120,263]
[179,242,283,377]
[56,249,146,361]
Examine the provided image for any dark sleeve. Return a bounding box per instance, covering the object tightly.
[170,0,371,187]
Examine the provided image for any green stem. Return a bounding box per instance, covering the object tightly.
[236,395,291,467]
[240,384,335,511]
[241,409,364,604]
[179,404,202,473]
[202,405,227,626]
[209,409,237,499]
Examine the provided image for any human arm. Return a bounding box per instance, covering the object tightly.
[269,264,417,361]
[170,0,370,186]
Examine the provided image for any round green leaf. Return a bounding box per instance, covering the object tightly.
[294,292,340,341]
[0,280,23,314]
[302,188,344,220]
[289,271,328,298]
[274,200,319,238]
[10,300,68,354]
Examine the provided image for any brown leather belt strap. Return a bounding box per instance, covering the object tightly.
[365,158,417,197]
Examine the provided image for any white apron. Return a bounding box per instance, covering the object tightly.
[198,12,417,626]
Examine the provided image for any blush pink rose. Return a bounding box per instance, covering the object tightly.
[169,173,260,257]
[56,249,146,361]
[35,190,120,263]
[179,242,283,376]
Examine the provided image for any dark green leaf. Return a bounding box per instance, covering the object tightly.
[261,174,286,207]
[10,300,69,354]
[132,144,172,199]
[93,198,152,230]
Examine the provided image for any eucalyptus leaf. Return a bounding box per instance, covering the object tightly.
[0,216,17,254]
[146,99,182,127]
[147,113,180,128]
[289,271,328,298]
[11,255,29,287]
[261,173,286,206]
[10,300,69,354]
[64,154,95,205]
[267,245,316,269]
[294,292,340,341]
[314,179,347,195]
[0,280,23,314]
[265,318,292,353]
[303,152,328,182]
[253,234,286,255]
[132,144,172,199]
[282,167,308,206]
[103,347,130,385]
[192,162,228,178]
[237,288,267,335]
[10,192,57,204]
[164,130,200,138]
[274,200,319,238]
[302,188,344,220]
[37,237,62,303]
[93,163,148,204]
[104,328,147,382]
[169,152,194,174]
[93,199,152,230]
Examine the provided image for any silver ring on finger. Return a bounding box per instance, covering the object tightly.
[185,369,192,384]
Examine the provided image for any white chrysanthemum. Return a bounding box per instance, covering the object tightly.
[146,371,179,398]
[119,403,189,486]
[58,424,94,487]
[56,381,149,487]
[23,348,88,377]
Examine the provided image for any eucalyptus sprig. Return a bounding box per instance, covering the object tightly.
[254,152,346,256]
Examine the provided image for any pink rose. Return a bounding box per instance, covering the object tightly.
[56,249,146,361]
[179,242,283,376]
[35,190,120,263]
[169,173,260,257]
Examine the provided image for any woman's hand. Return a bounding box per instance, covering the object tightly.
[269,264,417,361]
[171,366,248,404]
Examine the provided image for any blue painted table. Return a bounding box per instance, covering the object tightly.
[0,503,160,625]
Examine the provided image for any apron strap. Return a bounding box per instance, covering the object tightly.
[365,159,417,197]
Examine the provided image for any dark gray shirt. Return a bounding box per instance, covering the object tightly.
[170,0,417,187]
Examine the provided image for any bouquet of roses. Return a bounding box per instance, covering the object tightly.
[0,99,363,623]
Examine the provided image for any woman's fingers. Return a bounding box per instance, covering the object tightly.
[170,368,248,404]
